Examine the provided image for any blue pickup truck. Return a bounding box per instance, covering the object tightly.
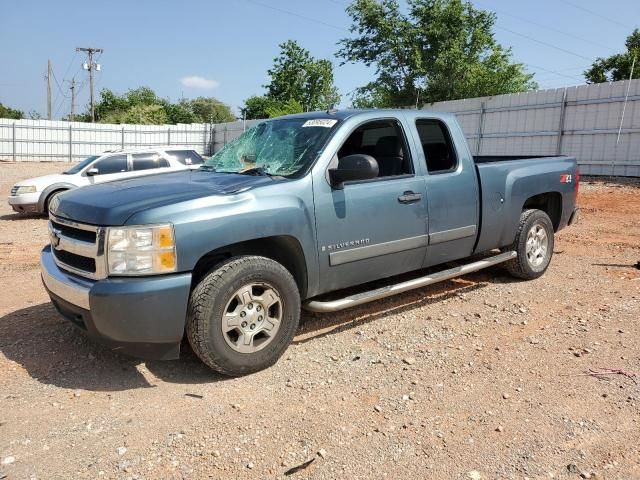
[41,110,579,375]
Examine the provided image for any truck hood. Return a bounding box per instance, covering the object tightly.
[52,170,275,225]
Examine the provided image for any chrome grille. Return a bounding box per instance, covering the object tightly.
[48,214,107,279]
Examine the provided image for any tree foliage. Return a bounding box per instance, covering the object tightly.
[337,0,537,107]
[584,29,640,83]
[0,102,24,120]
[242,40,340,119]
[91,87,235,124]
[242,95,304,119]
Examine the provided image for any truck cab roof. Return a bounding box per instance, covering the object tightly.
[276,108,456,123]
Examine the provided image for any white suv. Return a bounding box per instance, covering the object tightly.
[8,147,204,214]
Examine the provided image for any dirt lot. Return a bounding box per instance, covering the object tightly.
[0,162,638,480]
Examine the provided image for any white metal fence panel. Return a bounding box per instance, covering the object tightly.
[0,117,264,163]
[423,79,640,177]
[0,120,216,162]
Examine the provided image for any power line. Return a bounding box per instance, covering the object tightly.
[527,63,589,82]
[477,2,618,53]
[60,51,79,86]
[558,0,634,30]
[243,0,348,32]
[494,25,593,61]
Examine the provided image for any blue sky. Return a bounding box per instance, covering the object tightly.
[1,0,638,118]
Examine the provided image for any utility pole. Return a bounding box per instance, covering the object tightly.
[76,47,103,122]
[47,60,52,120]
[67,78,76,121]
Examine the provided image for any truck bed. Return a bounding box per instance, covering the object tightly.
[473,155,556,164]
[472,155,578,254]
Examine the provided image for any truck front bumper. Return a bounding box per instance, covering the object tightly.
[40,246,192,360]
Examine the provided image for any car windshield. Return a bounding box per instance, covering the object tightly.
[204,117,339,177]
[63,155,101,174]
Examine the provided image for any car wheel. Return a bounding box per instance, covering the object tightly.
[186,256,301,376]
[504,209,555,280]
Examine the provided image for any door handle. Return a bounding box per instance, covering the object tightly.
[398,191,423,204]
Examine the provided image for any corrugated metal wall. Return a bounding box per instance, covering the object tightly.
[0,118,264,163]
[0,120,215,162]
[423,79,640,177]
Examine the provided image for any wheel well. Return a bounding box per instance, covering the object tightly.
[522,192,562,231]
[44,189,67,211]
[192,236,308,298]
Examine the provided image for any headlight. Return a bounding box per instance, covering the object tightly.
[15,185,37,195]
[106,224,177,275]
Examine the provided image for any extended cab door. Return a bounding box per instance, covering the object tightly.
[409,116,479,267]
[313,117,429,293]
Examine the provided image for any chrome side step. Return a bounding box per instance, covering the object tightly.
[304,251,517,313]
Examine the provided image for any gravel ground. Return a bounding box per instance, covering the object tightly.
[0,162,639,480]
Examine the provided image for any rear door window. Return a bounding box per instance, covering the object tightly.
[415,119,458,174]
[167,149,204,165]
[93,155,128,175]
[132,153,170,171]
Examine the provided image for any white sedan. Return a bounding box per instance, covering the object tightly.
[8,146,204,214]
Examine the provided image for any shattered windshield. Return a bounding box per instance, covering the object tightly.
[205,118,339,177]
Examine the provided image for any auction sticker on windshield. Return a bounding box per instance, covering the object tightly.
[302,119,338,128]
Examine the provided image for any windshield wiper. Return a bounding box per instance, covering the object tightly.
[237,167,273,177]
[199,165,217,172]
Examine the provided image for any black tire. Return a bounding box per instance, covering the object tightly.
[186,256,300,376]
[504,209,554,280]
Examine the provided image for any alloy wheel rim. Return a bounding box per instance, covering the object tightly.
[525,222,549,268]
[221,283,283,353]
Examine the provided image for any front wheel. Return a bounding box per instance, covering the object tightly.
[504,209,554,280]
[186,256,300,376]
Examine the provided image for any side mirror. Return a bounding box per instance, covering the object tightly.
[86,167,99,176]
[328,154,379,189]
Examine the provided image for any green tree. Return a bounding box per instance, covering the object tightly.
[337,0,536,107]
[164,99,198,124]
[264,98,304,118]
[101,104,169,125]
[90,87,234,125]
[242,95,275,120]
[585,29,640,83]
[242,40,340,119]
[267,40,340,111]
[0,102,24,119]
[189,97,235,123]
[241,95,304,119]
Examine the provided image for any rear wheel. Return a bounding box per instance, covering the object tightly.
[186,256,300,376]
[504,209,554,280]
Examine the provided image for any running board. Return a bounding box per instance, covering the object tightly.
[304,251,517,313]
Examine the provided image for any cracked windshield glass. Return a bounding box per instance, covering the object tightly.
[205,118,339,177]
